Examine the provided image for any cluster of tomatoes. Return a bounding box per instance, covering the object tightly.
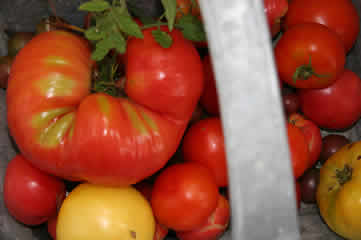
[1,1,231,240]
[273,0,361,239]
[275,0,360,203]
[2,0,361,240]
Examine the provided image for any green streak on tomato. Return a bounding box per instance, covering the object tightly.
[38,112,75,148]
[139,109,158,133]
[37,73,76,97]
[122,101,149,135]
[96,95,111,117]
[32,107,74,129]
[45,56,69,65]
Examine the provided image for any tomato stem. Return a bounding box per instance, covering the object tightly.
[292,55,330,83]
[335,164,353,186]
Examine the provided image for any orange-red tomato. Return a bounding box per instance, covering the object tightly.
[286,123,310,179]
[176,0,201,20]
[151,162,220,231]
[181,117,228,187]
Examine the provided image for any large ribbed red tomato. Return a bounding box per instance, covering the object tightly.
[7,29,204,186]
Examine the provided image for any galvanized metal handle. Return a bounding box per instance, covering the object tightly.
[198,1,301,239]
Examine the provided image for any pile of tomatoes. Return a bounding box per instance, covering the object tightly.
[2,0,361,240]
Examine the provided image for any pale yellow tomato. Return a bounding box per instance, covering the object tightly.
[57,183,155,240]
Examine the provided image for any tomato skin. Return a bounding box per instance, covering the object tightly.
[299,69,361,130]
[7,29,203,186]
[135,181,169,240]
[317,141,361,239]
[48,214,58,240]
[57,184,155,240]
[287,123,310,179]
[275,23,345,89]
[4,155,66,226]
[176,195,230,240]
[288,113,322,168]
[199,55,220,116]
[151,162,219,231]
[284,0,359,53]
[181,117,228,187]
[263,0,288,37]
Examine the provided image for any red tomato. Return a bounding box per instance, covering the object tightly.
[295,181,301,209]
[298,69,361,130]
[151,162,220,231]
[284,0,360,53]
[3,155,66,226]
[288,113,322,168]
[176,0,201,20]
[7,29,203,186]
[176,195,230,240]
[275,23,345,89]
[182,117,228,187]
[199,55,220,116]
[287,123,310,179]
[135,181,169,240]
[263,0,289,37]
[48,214,58,239]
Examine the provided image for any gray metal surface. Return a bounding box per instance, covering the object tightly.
[198,0,300,239]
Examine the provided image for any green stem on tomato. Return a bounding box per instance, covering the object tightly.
[292,55,330,83]
[335,164,353,186]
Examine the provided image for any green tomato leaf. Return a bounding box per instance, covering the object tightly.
[161,0,177,31]
[79,0,111,12]
[177,15,206,42]
[84,26,106,41]
[96,13,115,35]
[152,29,173,48]
[111,7,143,38]
[109,31,127,55]
[91,38,113,61]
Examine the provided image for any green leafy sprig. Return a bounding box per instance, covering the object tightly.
[79,0,206,61]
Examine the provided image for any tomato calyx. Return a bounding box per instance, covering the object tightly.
[91,55,125,97]
[335,164,353,186]
[292,56,330,83]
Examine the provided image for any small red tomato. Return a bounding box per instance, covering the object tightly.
[47,214,58,239]
[282,90,300,116]
[284,0,360,52]
[295,181,301,209]
[263,0,289,37]
[275,23,345,89]
[135,181,169,240]
[200,55,220,116]
[299,69,361,130]
[151,162,220,231]
[288,113,322,168]
[176,195,230,240]
[299,168,320,204]
[287,123,310,179]
[4,155,66,226]
[182,117,228,187]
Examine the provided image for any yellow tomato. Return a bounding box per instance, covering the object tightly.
[317,140,361,240]
[57,183,155,240]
